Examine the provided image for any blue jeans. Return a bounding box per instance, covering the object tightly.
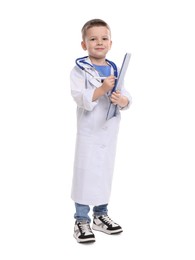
[74,203,108,223]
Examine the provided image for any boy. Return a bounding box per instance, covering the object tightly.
[70,19,132,243]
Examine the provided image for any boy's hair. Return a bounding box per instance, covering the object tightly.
[81,19,111,40]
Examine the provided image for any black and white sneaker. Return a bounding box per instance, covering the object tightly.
[92,215,123,235]
[74,221,96,243]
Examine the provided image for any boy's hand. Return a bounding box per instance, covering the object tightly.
[101,75,116,93]
[110,90,122,105]
[110,90,129,107]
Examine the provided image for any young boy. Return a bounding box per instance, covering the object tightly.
[70,18,132,243]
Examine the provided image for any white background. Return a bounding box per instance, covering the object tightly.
[0,0,195,259]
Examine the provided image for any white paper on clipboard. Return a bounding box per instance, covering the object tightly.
[106,53,131,120]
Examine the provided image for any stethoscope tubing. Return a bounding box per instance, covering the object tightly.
[75,56,118,91]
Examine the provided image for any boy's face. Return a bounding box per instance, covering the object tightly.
[81,26,112,60]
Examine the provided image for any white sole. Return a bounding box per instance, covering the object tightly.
[73,234,96,243]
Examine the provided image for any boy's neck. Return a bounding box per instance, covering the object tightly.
[89,56,108,66]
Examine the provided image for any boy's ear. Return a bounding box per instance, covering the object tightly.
[81,41,87,50]
[109,40,112,50]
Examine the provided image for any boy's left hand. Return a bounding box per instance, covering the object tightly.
[110,90,129,108]
[110,90,122,105]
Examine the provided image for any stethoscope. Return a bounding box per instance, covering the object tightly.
[75,56,118,92]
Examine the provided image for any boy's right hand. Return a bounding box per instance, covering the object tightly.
[101,75,116,93]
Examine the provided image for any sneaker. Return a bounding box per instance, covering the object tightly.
[92,215,123,234]
[73,221,96,243]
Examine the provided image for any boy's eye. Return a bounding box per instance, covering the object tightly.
[89,37,109,41]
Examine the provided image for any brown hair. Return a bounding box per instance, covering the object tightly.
[81,19,111,40]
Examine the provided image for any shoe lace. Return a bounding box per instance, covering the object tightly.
[79,222,92,234]
[101,215,115,226]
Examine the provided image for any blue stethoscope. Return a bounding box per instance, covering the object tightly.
[75,56,118,92]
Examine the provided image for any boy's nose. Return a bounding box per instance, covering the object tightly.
[97,39,103,45]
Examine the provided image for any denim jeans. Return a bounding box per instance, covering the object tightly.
[74,202,108,223]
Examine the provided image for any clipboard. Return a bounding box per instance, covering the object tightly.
[106,53,131,120]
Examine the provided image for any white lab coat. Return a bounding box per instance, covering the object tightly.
[70,57,132,205]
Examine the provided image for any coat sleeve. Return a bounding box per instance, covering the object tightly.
[120,85,132,110]
[70,66,98,111]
